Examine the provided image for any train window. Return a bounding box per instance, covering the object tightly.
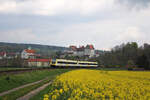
[79,63,98,65]
[70,62,76,64]
[90,63,98,65]
[78,63,88,65]
[57,61,66,64]
[68,62,77,64]
[57,61,77,64]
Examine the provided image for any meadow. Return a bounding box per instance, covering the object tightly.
[44,69,150,100]
[0,69,71,93]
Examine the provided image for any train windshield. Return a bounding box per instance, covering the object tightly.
[52,59,56,64]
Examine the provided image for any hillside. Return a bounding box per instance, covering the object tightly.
[0,42,69,56]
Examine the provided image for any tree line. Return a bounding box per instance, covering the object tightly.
[97,42,150,70]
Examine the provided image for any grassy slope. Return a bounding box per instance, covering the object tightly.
[0,69,71,93]
[30,84,53,100]
[0,77,53,100]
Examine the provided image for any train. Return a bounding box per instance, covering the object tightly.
[50,59,98,68]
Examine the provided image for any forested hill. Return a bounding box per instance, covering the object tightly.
[0,42,69,56]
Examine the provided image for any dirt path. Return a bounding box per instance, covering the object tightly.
[17,81,52,100]
[0,78,48,97]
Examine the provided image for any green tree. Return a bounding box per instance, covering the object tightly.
[136,54,150,70]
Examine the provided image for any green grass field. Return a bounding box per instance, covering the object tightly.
[0,67,30,71]
[0,69,71,93]
[0,77,53,100]
[30,84,53,100]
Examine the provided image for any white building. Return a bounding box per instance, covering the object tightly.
[84,45,95,58]
[27,59,51,67]
[68,45,96,58]
[21,47,36,59]
[76,46,85,57]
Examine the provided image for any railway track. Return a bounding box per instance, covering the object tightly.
[0,67,53,75]
[0,67,98,75]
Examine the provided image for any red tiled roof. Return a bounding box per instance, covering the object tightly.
[0,52,6,56]
[70,45,77,51]
[28,59,51,62]
[25,49,35,53]
[89,45,94,49]
[79,46,84,49]
[77,46,85,51]
[86,45,94,50]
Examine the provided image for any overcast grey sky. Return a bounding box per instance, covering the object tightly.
[0,0,150,50]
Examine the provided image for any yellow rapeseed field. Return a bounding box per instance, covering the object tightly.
[43,69,150,100]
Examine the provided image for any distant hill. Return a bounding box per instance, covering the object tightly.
[0,42,69,56]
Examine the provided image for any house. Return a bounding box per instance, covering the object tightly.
[76,46,85,56]
[84,45,95,58]
[27,59,51,67]
[21,47,36,59]
[66,44,96,58]
[69,45,85,56]
[69,46,77,56]
[0,52,6,59]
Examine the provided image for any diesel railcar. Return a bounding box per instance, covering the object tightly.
[50,59,98,68]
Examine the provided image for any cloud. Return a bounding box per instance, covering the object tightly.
[0,0,150,50]
[53,8,150,49]
[0,28,68,46]
[116,27,144,41]
[0,6,150,50]
[0,0,150,16]
[0,29,39,43]
[116,0,150,10]
[53,20,125,49]
[0,0,115,16]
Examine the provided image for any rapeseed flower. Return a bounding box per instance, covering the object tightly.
[44,69,150,100]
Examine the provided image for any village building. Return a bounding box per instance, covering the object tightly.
[0,52,6,59]
[27,59,51,67]
[76,46,85,56]
[84,45,95,58]
[21,47,36,59]
[0,52,19,59]
[66,44,98,58]
[68,46,77,56]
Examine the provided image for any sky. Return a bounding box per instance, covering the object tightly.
[0,0,150,50]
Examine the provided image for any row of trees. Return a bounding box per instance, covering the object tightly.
[98,42,150,70]
[0,56,24,67]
